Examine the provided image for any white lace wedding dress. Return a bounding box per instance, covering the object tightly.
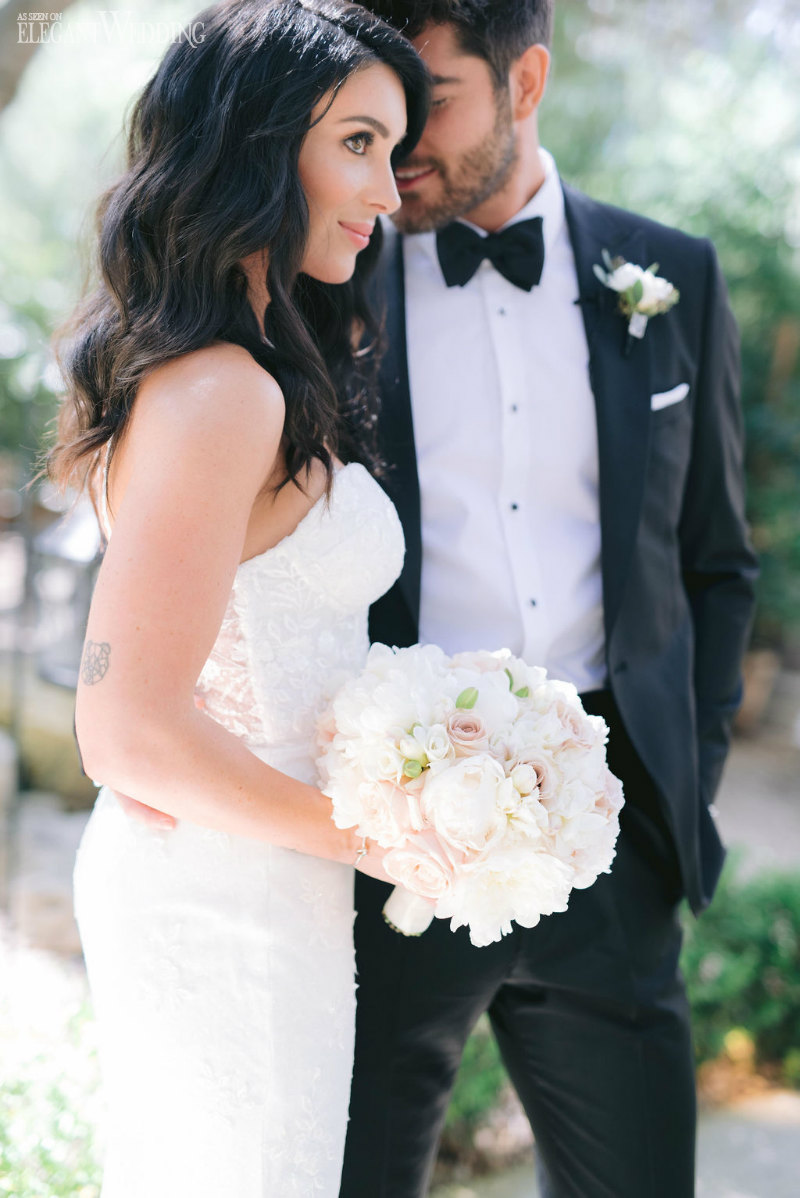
[73,462,404,1197]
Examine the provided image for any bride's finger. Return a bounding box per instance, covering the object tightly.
[114,791,177,830]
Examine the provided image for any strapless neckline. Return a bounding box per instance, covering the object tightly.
[99,454,367,571]
[237,461,364,572]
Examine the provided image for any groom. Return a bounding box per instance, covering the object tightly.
[342,2,758,1196]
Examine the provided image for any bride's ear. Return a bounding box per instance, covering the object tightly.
[510,44,550,121]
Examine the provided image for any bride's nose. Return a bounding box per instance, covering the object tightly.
[366,158,402,216]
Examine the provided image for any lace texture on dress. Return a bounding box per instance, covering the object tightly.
[74,462,405,1197]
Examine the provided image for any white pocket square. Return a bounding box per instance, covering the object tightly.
[651,383,689,411]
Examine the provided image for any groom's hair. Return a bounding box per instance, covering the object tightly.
[363,1,554,86]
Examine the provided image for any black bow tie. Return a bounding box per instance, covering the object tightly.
[435,216,545,291]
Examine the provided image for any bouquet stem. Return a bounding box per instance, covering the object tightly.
[382,886,435,937]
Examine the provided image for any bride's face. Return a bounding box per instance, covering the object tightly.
[297,62,407,284]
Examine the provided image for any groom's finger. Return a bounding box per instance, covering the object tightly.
[114,790,176,830]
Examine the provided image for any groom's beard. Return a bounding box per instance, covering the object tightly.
[392,90,518,234]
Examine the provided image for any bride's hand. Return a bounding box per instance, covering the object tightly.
[114,791,177,830]
[353,837,395,886]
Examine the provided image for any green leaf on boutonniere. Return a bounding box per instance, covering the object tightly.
[514,686,529,699]
[631,278,644,305]
[647,262,660,274]
[504,668,514,691]
[602,248,615,271]
[403,758,423,778]
[456,687,479,710]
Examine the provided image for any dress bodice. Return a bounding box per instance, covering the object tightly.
[194,462,404,750]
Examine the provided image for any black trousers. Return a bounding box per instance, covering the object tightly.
[339,691,696,1198]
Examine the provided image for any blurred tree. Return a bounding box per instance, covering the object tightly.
[0,1,81,114]
[0,0,196,475]
[542,0,800,648]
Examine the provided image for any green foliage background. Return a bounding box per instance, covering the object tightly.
[443,860,800,1149]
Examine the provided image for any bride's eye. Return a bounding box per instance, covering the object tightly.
[344,131,374,156]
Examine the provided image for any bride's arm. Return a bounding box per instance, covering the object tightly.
[76,343,360,866]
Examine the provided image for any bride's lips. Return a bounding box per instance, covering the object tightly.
[339,221,374,249]
[394,165,437,193]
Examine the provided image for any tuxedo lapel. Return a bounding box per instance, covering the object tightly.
[376,225,422,631]
[563,185,653,641]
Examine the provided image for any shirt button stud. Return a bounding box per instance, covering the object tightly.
[510,502,519,511]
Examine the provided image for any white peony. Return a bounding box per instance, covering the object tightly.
[420,754,512,854]
[435,847,573,947]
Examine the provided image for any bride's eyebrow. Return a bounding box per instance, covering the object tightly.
[337,115,393,138]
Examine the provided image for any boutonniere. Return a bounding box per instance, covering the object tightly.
[593,250,679,356]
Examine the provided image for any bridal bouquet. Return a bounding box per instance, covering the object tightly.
[317,644,624,947]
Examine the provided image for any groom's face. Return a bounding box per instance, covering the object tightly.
[392,22,517,234]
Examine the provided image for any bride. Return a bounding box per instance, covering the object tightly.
[48,1,428,1193]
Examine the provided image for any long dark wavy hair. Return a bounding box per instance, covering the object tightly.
[48,0,429,501]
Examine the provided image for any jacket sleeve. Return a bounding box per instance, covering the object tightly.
[679,239,759,805]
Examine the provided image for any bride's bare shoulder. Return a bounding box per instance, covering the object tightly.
[133,342,285,446]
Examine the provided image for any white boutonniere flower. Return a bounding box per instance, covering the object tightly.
[593,250,679,350]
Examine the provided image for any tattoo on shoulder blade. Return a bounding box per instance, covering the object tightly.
[82,640,111,685]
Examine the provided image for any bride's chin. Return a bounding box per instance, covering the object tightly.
[301,255,357,286]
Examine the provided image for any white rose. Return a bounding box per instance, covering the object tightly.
[638,272,675,313]
[398,727,427,763]
[420,754,512,854]
[359,741,406,783]
[510,763,538,794]
[605,262,645,293]
[425,724,455,763]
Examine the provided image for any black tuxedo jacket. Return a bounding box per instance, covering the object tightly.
[367,185,758,915]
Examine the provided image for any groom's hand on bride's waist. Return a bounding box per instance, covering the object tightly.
[114,791,177,830]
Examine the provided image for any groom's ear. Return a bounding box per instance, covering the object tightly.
[510,44,550,121]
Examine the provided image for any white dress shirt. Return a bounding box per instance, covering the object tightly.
[403,148,607,692]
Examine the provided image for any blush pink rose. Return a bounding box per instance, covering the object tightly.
[446,711,490,756]
[383,832,455,900]
[554,699,601,753]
